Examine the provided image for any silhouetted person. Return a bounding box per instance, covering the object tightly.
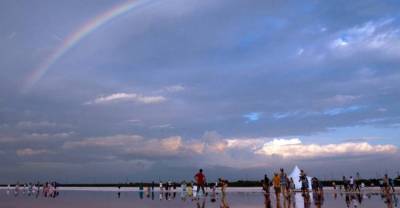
[194,169,206,195]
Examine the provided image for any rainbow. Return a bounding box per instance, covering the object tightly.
[22,0,153,92]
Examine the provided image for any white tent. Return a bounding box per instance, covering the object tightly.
[288,166,312,190]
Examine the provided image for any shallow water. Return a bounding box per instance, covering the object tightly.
[0,188,398,208]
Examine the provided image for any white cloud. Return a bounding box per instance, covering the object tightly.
[85,93,166,105]
[226,138,265,150]
[16,148,50,157]
[255,138,397,158]
[63,135,185,157]
[62,132,398,163]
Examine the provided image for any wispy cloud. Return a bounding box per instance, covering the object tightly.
[163,85,185,93]
[321,95,361,106]
[323,105,363,116]
[17,121,57,129]
[16,148,50,157]
[329,19,400,55]
[243,112,262,123]
[85,93,166,105]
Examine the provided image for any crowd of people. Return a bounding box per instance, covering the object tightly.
[3,169,398,208]
[5,181,59,198]
[134,169,231,207]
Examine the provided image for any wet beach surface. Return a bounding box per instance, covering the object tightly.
[0,188,398,208]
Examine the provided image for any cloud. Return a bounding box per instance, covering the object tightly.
[163,85,185,93]
[150,124,173,129]
[17,121,57,129]
[329,19,400,55]
[243,112,262,123]
[63,135,186,157]
[16,148,50,157]
[321,95,361,106]
[226,138,265,150]
[323,105,362,116]
[26,132,74,140]
[0,131,74,144]
[271,105,363,120]
[255,138,397,158]
[85,93,166,105]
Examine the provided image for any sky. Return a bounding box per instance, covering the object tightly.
[1,0,400,183]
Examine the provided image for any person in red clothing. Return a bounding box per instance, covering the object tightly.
[194,169,206,195]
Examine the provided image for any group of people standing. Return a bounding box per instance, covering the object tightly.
[6,181,59,198]
[136,169,230,207]
[340,174,362,192]
[262,168,314,199]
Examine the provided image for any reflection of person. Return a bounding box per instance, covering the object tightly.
[264,193,272,208]
[197,198,206,208]
[220,189,230,208]
[194,169,206,195]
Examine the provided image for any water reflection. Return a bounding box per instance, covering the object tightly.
[1,188,399,208]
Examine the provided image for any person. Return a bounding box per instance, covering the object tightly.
[383,174,390,194]
[389,177,396,193]
[210,182,217,203]
[187,183,193,197]
[342,176,348,192]
[181,181,187,193]
[332,181,336,190]
[219,178,229,194]
[151,181,155,191]
[262,174,270,194]
[299,170,309,195]
[280,169,288,198]
[165,181,169,191]
[6,184,10,195]
[273,173,281,200]
[159,181,163,192]
[194,169,206,195]
[311,177,319,192]
[355,172,361,192]
[349,176,354,191]
[289,177,295,194]
[220,179,230,208]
